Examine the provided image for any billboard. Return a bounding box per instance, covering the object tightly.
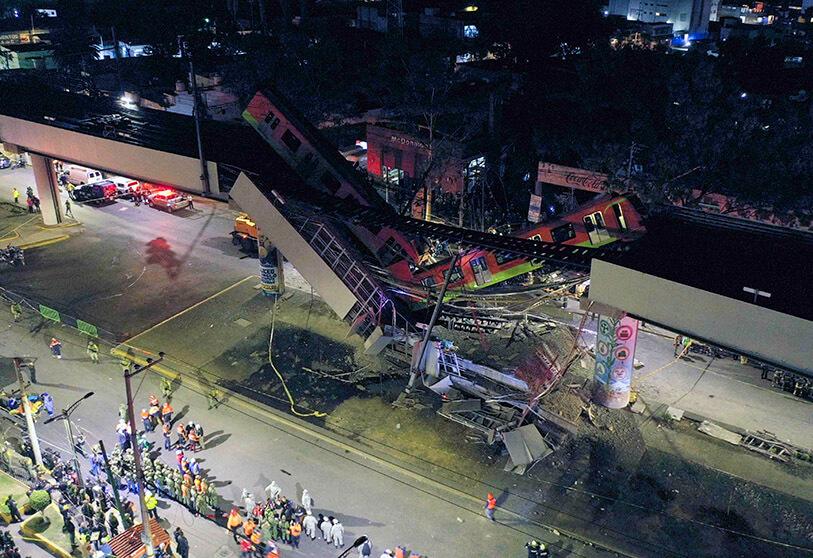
[538,162,608,193]
[593,314,639,409]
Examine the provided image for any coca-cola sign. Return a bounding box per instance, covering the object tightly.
[538,162,608,193]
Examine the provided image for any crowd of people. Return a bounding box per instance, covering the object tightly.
[10,187,40,215]
[0,530,23,558]
[769,369,812,401]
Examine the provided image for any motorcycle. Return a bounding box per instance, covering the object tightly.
[0,246,24,266]
[10,158,26,169]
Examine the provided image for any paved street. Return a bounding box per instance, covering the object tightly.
[0,165,308,339]
[0,165,256,339]
[0,312,610,558]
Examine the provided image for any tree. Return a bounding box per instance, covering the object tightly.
[29,489,51,520]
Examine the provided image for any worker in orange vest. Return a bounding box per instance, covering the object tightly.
[485,491,497,521]
[161,401,173,424]
[140,408,152,432]
[265,541,280,558]
[243,518,256,538]
[227,508,243,543]
[289,521,302,548]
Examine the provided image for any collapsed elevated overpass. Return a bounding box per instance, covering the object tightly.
[1,80,809,372]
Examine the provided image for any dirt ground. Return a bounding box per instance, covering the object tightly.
[204,293,813,557]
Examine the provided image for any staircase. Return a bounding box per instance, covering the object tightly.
[230,172,388,340]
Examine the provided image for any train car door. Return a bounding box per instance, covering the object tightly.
[583,211,609,244]
[470,256,493,286]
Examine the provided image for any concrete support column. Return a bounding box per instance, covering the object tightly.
[258,232,284,298]
[593,313,639,409]
[30,153,63,226]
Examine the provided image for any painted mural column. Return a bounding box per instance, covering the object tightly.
[258,232,284,298]
[593,313,639,409]
[30,154,63,226]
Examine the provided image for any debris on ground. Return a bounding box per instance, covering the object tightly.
[697,420,742,445]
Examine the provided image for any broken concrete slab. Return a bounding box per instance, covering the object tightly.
[629,398,646,414]
[502,424,553,466]
[664,406,684,422]
[698,420,742,446]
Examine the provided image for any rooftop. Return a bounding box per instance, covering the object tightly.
[0,41,53,52]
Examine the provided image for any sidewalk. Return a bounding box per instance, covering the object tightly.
[559,301,812,448]
[0,202,79,249]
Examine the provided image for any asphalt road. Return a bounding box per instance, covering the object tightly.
[0,312,607,558]
[0,166,259,339]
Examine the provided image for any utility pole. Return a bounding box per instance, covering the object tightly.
[185,43,211,196]
[12,358,42,467]
[111,26,123,93]
[406,251,461,392]
[99,440,130,529]
[123,353,165,558]
[44,392,94,488]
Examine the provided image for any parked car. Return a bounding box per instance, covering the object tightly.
[0,155,11,169]
[109,176,142,199]
[147,190,190,212]
[65,165,103,186]
[69,180,117,203]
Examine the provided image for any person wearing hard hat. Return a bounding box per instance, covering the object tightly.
[527,540,550,558]
[145,490,160,520]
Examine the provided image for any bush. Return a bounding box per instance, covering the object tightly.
[28,490,50,518]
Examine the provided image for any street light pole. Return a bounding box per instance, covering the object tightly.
[123,353,164,558]
[12,358,42,467]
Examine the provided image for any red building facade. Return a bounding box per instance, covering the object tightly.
[366,124,485,218]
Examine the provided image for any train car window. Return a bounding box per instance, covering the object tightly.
[281,129,302,153]
[421,276,437,288]
[320,172,341,193]
[378,237,409,266]
[470,256,492,286]
[612,203,628,231]
[448,265,464,283]
[593,211,606,229]
[264,112,280,129]
[551,223,576,243]
[494,251,518,266]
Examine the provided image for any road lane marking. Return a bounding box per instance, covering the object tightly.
[120,274,257,345]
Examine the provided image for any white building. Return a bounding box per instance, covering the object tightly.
[609,0,714,34]
[93,37,150,60]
